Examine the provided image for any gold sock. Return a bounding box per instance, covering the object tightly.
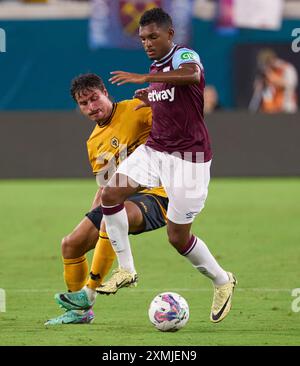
[86,231,116,290]
[63,255,88,292]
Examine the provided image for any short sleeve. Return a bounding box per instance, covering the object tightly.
[172,48,203,70]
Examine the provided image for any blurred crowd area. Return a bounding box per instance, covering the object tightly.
[0,0,300,21]
[0,0,299,113]
[1,0,300,15]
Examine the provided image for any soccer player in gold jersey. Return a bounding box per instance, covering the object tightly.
[45,73,168,325]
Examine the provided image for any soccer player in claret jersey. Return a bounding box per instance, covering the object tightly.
[45,73,169,325]
[98,8,237,323]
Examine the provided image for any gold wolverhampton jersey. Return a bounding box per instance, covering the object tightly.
[87,99,166,198]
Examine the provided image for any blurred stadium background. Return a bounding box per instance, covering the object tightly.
[0,0,300,177]
[0,0,300,346]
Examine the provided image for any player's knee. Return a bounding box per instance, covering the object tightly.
[167,231,190,252]
[167,232,182,250]
[101,186,121,206]
[61,235,77,259]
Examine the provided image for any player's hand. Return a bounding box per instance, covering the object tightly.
[109,71,148,86]
[133,88,150,110]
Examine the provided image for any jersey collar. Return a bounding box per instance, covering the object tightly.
[97,103,117,128]
[152,44,178,67]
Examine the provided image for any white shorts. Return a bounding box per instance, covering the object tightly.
[116,144,211,224]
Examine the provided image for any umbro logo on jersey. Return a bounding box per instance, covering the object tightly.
[148,87,175,103]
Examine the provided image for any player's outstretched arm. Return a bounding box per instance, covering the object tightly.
[109,71,148,85]
[148,64,201,85]
[109,64,200,86]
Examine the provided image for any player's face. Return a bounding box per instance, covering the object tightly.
[139,23,174,60]
[76,88,112,122]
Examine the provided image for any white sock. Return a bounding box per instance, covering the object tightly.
[183,236,229,286]
[83,285,97,303]
[102,205,136,273]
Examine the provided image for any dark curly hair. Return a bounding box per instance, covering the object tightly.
[70,73,106,101]
[139,7,173,29]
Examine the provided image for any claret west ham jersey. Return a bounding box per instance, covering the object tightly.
[145,44,212,163]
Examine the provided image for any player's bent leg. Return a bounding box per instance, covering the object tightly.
[85,200,143,293]
[61,217,99,292]
[56,200,144,308]
[50,215,101,320]
[92,200,144,294]
[97,192,169,296]
[53,195,144,317]
[99,176,141,294]
[167,220,237,323]
[97,192,168,295]
[163,158,237,322]
[95,200,143,295]
[55,234,114,311]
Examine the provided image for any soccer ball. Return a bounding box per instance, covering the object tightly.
[148,292,189,332]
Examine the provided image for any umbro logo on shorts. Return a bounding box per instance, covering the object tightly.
[186,212,198,220]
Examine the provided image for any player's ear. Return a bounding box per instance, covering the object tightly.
[168,28,174,41]
[103,88,109,97]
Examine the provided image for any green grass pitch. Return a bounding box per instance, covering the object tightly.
[0,178,299,345]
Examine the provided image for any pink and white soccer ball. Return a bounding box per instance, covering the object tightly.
[148,292,189,332]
